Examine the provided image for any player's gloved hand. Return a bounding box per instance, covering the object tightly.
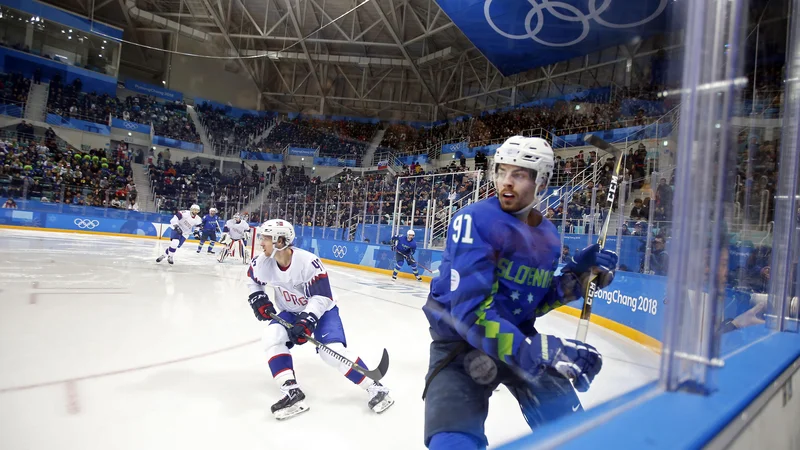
[406,254,417,265]
[562,243,618,288]
[518,333,602,392]
[288,312,319,345]
[171,225,183,235]
[248,291,276,321]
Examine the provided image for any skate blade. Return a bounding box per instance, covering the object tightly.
[371,396,394,414]
[273,401,310,420]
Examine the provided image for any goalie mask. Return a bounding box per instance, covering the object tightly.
[258,219,295,258]
[234,213,242,223]
[492,136,554,218]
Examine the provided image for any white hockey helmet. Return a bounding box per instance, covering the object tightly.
[258,219,296,247]
[234,213,242,222]
[209,207,218,215]
[492,136,555,212]
[407,229,415,239]
[190,204,200,215]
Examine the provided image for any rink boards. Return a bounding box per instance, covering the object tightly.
[1,205,765,354]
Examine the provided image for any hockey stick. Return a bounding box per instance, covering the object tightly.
[574,134,625,342]
[404,254,435,274]
[268,313,390,382]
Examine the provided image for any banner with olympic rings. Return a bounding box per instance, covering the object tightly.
[436,0,676,75]
[111,118,151,135]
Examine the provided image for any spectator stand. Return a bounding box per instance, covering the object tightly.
[255,119,375,166]
[146,155,266,221]
[0,72,31,118]
[377,89,682,163]
[0,132,141,214]
[391,170,485,249]
[44,78,201,148]
[195,101,278,157]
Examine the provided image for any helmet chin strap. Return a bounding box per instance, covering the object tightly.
[267,240,291,259]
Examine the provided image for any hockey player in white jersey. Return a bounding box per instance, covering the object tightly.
[218,213,251,263]
[156,204,203,265]
[246,219,394,419]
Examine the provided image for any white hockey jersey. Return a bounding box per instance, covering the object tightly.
[247,247,335,318]
[225,219,250,240]
[170,210,203,235]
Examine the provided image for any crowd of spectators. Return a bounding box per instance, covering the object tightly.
[0,136,138,210]
[147,155,265,218]
[0,72,30,108]
[246,163,484,244]
[196,102,277,156]
[379,88,673,156]
[46,76,200,143]
[255,118,377,163]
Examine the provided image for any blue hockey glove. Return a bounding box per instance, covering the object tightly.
[248,291,276,321]
[289,312,319,345]
[518,334,603,392]
[563,243,618,289]
[405,254,417,265]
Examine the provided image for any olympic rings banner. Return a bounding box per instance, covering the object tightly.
[111,118,151,135]
[435,0,676,75]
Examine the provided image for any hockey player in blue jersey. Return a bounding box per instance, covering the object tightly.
[197,207,221,254]
[421,136,618,450]
[391,229,422,282]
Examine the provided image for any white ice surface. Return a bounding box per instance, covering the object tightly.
[0,229,660,449]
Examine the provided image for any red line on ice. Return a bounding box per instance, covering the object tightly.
[65,380,80,415]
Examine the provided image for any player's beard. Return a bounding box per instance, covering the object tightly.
[498,187,537,214]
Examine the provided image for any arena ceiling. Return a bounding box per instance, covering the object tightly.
[44,0,681,121]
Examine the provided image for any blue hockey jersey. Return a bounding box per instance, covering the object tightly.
[392,235,417,255]
[201,214,220,232]
[423,196,583,364]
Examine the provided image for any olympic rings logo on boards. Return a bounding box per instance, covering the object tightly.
[123,122,139,130]
[74,218,100,229]
[483,0,669,47]
[332,245,347,258]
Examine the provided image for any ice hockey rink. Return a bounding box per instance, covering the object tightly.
[0,229,660,450]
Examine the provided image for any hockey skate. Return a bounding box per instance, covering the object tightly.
[156,255,166,263]
[167,255,174,265]
[366,382,394,414]
[271,380,309,420]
